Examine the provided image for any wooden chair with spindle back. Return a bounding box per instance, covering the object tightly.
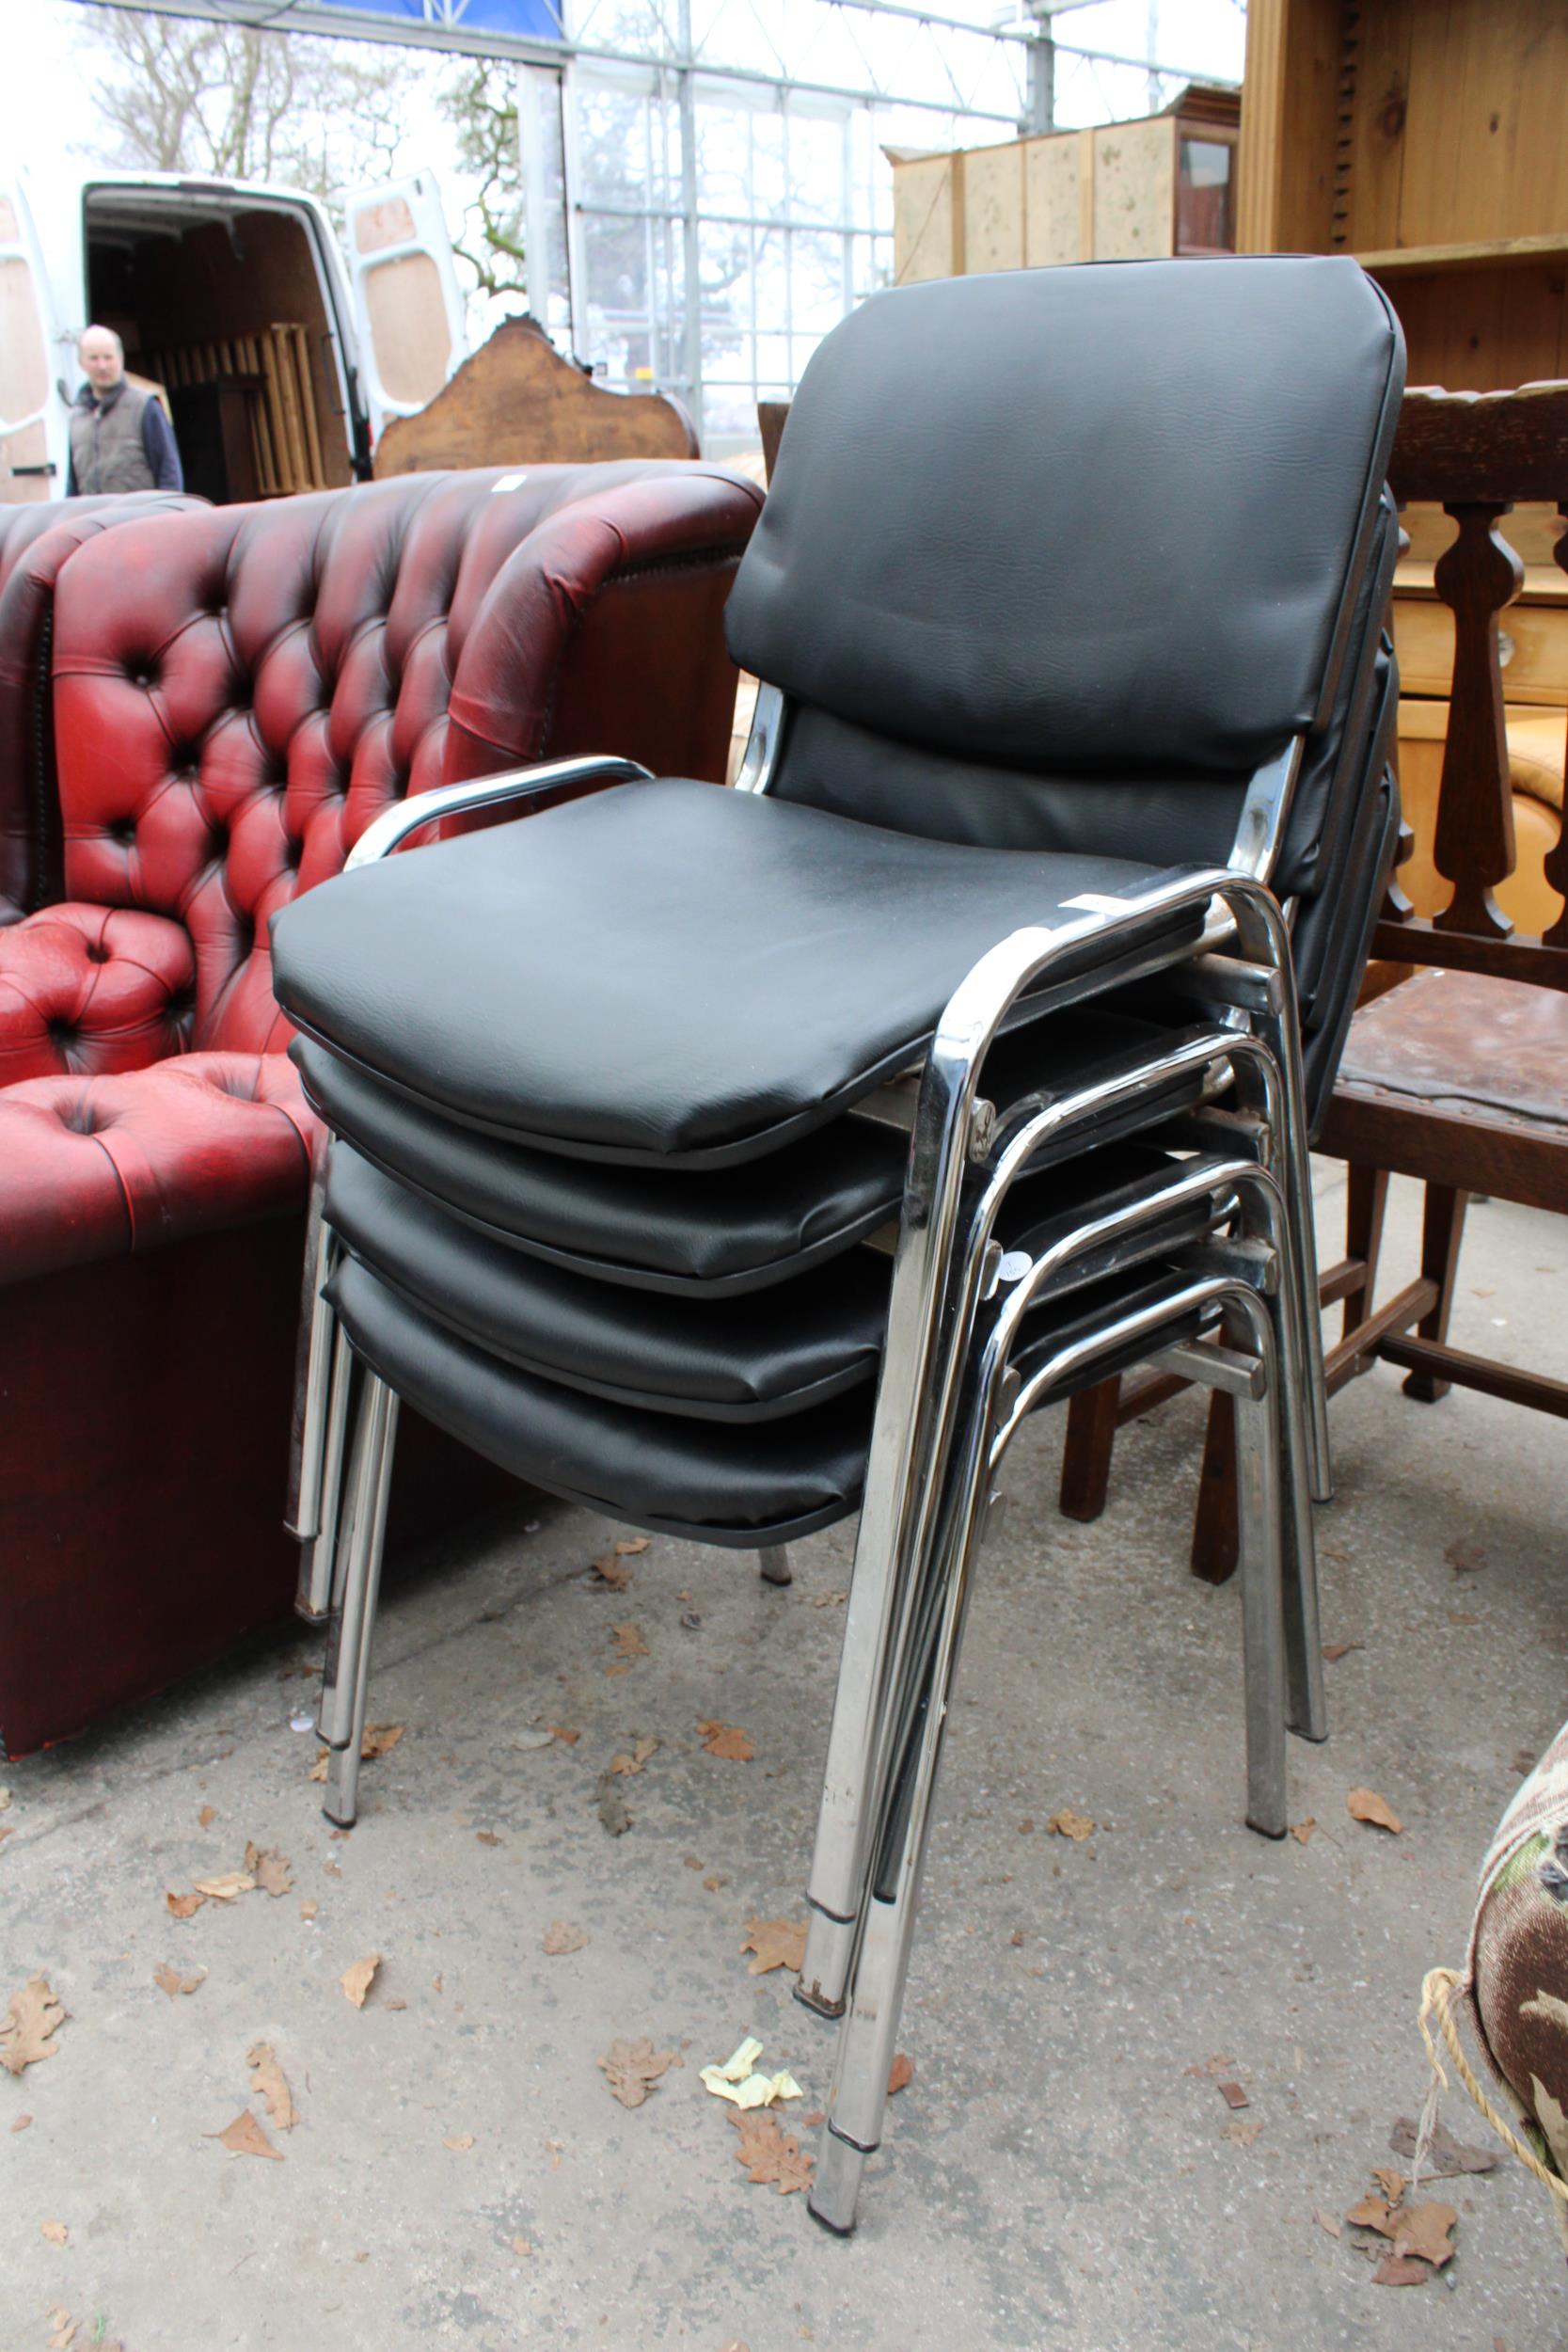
[1061,382,1568,1577]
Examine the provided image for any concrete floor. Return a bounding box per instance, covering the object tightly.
[3,1168,1566,2352]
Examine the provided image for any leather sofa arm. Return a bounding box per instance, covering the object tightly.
[445,468,764,788]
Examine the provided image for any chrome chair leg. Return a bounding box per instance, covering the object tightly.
[759,1546,793,1586]
[297,1322,355,1625]
[286,1147,337,1549]
[812,1271,1288,2233]
[1225,1296,1289,1838]
[317,1372,399,1830]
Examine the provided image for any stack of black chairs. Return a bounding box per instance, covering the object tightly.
[271,255,1405,2233]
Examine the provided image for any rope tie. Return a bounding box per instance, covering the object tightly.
[1418,1965,1568,2258]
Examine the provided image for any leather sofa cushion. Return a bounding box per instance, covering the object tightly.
[0,1051,315,1284]
[273,776,1198,1167]
[0,904,195,1085]
[0,493,204,925]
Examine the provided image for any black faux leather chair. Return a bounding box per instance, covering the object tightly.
[271,255,1405,2231]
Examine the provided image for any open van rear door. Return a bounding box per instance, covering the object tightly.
[341,172,466,436]
[0,181,61,503]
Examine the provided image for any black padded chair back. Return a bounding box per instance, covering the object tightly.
[729,257,1403,885]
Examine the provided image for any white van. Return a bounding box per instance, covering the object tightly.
[0,165,467,505]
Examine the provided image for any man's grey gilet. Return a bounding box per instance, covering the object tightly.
[70,383,156,495]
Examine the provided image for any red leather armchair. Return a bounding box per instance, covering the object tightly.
[1,493,206,924]
[0,462,762,1755]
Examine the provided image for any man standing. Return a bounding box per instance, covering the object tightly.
[67,326,182,495]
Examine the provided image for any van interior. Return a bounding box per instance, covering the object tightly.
[84,186,358,503]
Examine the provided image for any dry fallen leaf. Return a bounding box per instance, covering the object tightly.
[1372,2166,1406,2202]
[698,1720,754,1762]
[153,1963,205,1999]
[1290,1819,1317,1845]
[598,2036,676,2109]
[611,1623,649,1661]
[610,1736,659,1777]
[341,1953,381,2010]
[210,2109,283,2161]
[590,1555,635,1590]
[299,1899,319,1923]
[729,2108,814,2194]
[310,1724,404,1780]
[1046,1807,1095,1842]
[1223,2119,1263,2147]
[1345,2194,1399,2237]
[887,2052,914,2096]
[704,1874,728,1892]
[198,1804,215,1829]
[476,1831,502,1847]
[10,2112,32,2132]
[542,1921,589,1956]
[616,1537,650,1556]
[1347,1788,1403,1835]
[1322,1641,1362,1662]
[739,1917,807,1977]
[442,2133,475,2152]
[1372,2256,1429,2287]
[1388,2113,1497,2175]
[1392,2201,1457,2268]
[1184,2054,1237,2078]
[0,1975,66,2074]
[166,1890,205,1920]
[547,1724,581,1746]
[40,2219,67,2244]
[247,2042,297,2131]
[1314,2208,1342,2238]
[512,2235,532,2256]
[244,1843,293,1899]
[810,1592,847,1608]
[194,1871,255,1902]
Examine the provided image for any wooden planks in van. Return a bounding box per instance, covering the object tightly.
[147,325,327,498]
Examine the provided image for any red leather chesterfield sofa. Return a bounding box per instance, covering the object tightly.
[0,462,762,1756]
[1,493,206,924]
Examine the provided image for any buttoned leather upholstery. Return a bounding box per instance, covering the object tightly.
[0,493,206,924]
[0,460,763,1758]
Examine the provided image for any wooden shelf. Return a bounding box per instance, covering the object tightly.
[1353,235,1568,278]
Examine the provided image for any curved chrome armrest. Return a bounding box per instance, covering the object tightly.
[346,755,654,871]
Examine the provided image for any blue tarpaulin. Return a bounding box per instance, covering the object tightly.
[305,0,562,30]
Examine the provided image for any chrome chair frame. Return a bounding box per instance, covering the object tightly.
[809,1258,1288,2233]
[797,1121,1317,2018]
[289,698,1339,2233]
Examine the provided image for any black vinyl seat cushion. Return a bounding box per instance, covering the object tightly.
[295,1008,1213,1298]
[272,779,1201,1168]
[325,1137,1224,1429]
[325,1145,890,1422]
[326,1250,874,1545]
[294,1037,905,1295]
[325,1233,1235,1548]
